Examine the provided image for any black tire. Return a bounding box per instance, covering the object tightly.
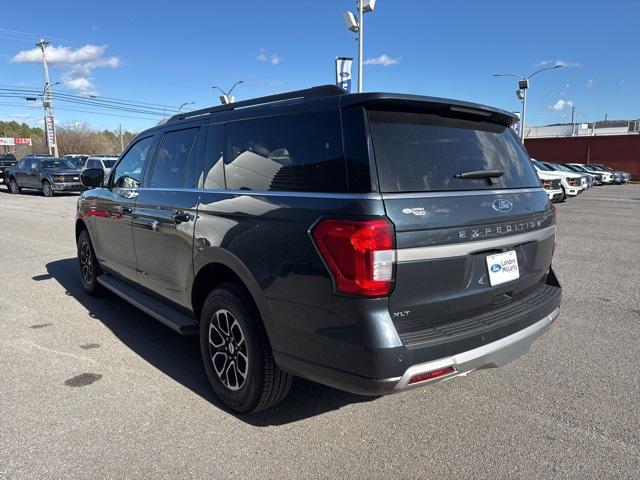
[200,283,292,413]
[42,180,54,197]
[77,230,104,296]
[8,178,20,194]
[560,186,567,202]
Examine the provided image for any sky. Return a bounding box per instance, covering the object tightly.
[0,0,638,132]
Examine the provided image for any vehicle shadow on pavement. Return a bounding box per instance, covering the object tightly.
[41,258,375,426]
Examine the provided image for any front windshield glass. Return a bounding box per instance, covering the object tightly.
[532,160,553,171]
[41,159,76,169]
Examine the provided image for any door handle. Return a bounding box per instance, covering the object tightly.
[172,211,192,223]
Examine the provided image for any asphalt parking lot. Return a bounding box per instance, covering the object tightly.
[0,185,639,479]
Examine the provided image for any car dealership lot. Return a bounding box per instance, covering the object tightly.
[0,186,638,479]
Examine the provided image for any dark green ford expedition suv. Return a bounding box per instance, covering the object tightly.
[75,85,561,413]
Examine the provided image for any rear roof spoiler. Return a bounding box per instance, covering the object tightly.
[340,92,518,127]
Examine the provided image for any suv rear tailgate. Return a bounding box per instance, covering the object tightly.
[385,189,555,336]
[366,106,557,341]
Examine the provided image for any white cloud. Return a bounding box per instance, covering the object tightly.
[534,59,582,68]
[565,83,571,88]
[586,79,594,88]
[548,99,574,111]
[9,113,31,121]
[257,48,281,65]
[363,54,400,67]
[11,44,121,95]
[554,59,583,68]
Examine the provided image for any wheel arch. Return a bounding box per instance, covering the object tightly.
[192,249,275,341]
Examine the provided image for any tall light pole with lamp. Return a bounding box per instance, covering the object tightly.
[212,81,244,105]
[494,64,563,140]
[177,101,195,112]
[343,0,377,93]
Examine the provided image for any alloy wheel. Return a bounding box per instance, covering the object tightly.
[208,309,249,391]
[79,241,94,285]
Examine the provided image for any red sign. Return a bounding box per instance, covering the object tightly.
[14,137,31,145]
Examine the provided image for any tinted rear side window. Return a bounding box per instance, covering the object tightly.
[149,128,198,188]
[368,111,540,192]
[224,111,346,192]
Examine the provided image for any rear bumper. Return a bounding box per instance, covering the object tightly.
[393,307,558,391]
[274,270,562,396]
[275,307,559,396]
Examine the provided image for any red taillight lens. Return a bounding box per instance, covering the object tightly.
[408,366,456,385]
[311,218,395,297]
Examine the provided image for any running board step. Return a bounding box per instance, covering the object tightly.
[96,275,198,335]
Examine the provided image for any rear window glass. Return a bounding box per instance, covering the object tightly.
[368,111,540,192]
[224,111,346,192]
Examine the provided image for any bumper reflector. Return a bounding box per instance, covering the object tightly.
[408,366,456,385]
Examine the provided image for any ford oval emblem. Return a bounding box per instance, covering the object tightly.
[490,263,502,273]
[492,199,513,212]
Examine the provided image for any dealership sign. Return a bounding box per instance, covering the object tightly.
[335,57,353,93]
[0,137,32,146]
[45,115,57,148]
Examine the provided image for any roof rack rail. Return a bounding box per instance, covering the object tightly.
[167,84,345,123]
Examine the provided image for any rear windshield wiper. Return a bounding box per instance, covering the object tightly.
[454,169,505,185]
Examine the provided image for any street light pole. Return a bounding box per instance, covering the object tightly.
[36,38,58,157]
[357,0,364,93]
[212,80,244,105]
[177,101,195,112]
[520,87,527,139]
[494,64,563,142]
[343,1,376,93]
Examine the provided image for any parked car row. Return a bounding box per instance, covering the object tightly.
[2,153,120,196]
[533,159,630,203]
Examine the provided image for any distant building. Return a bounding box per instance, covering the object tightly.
[524,120,640,139]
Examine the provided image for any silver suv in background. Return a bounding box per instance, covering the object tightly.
[84,156,118,179]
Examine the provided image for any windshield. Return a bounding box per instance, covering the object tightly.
[532,160,553,171]
[567,164,585,172]
[41,159,76,169]
[555,164,574,172]
[103,160,117,168]
[368,110,539,192]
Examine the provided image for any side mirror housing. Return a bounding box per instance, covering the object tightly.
[81,168,104,188]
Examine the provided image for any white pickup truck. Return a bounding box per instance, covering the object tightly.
[532,159,585,201]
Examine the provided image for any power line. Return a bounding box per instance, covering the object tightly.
[0,102,160,121]
[0,84,187,111]
[0,87,176,116]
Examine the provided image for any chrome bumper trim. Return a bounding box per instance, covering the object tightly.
[397,225,556,262]
[394,307,559,390]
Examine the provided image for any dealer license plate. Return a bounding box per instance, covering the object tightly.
[486,250,520,286]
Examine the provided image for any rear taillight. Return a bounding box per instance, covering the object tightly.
[408,366,456,385]
[311,218,395,297]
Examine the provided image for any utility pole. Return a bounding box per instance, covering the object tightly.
[119,123,124,152]
[571,105,576,136]
[36,38,58,157]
